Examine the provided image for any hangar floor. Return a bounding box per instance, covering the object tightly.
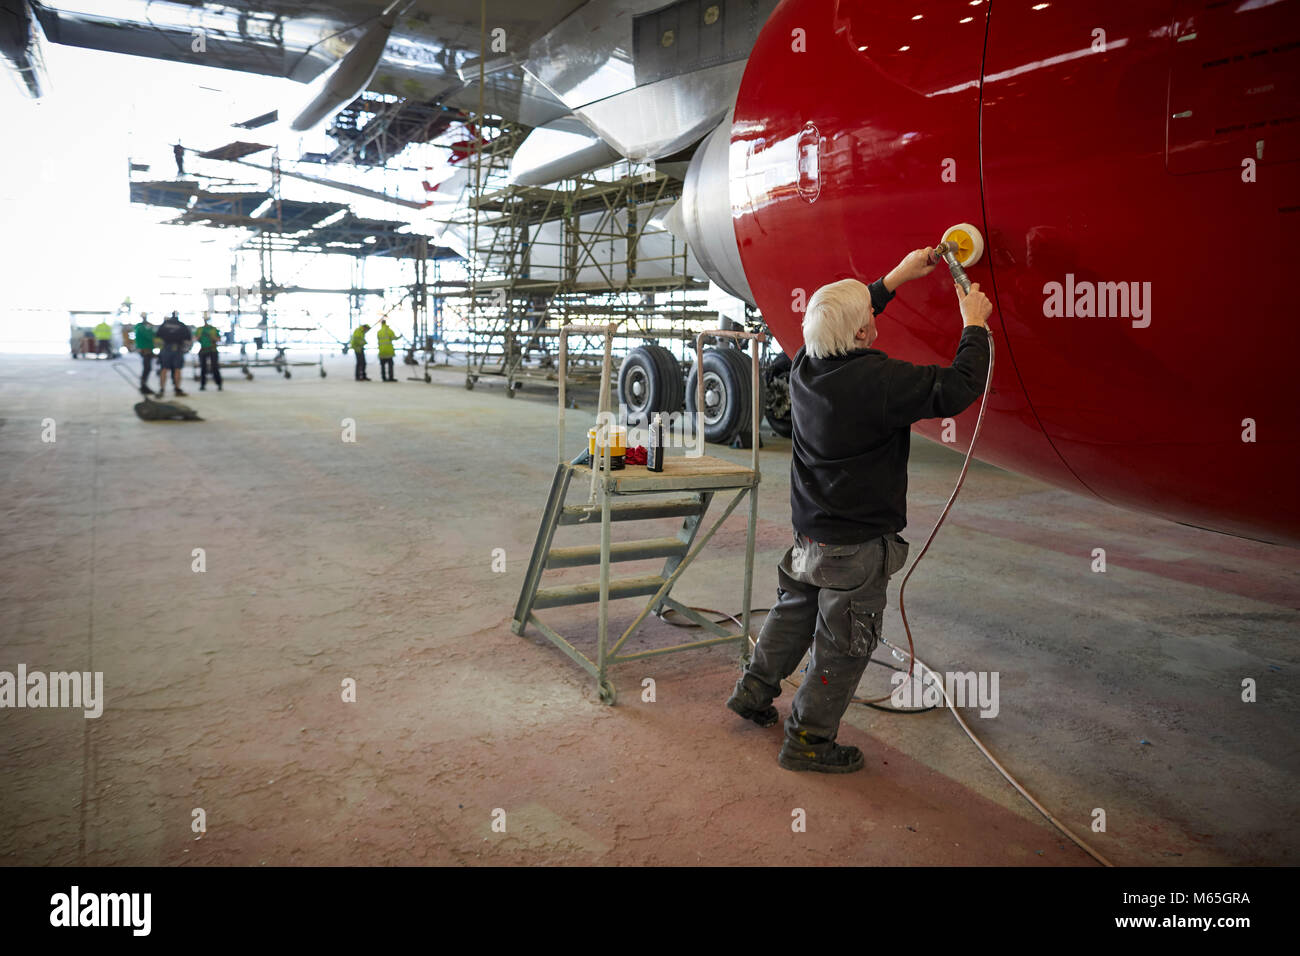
[1,353,1296,866]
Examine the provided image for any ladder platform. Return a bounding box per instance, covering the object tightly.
[546,537,686,569]
[559,496,704,524]
[572,455,757,493]
[533,575,668,609]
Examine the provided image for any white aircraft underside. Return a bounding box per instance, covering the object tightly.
[5,0,777,177]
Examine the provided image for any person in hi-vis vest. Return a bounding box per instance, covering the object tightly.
[375,319,403,382]
[350,324,372,381]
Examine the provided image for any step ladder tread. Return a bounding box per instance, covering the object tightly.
[546,537,687,568]
[559,496,704,524]
[533,574,667,608]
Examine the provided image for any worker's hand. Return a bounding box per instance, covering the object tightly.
[956,282,992,328]
[885,248,938,289]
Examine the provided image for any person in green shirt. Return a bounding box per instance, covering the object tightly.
[195,315,223,391]
[350,324,371,381]
[93,320,113,358]
[375,318,402,382]
[133,314,155,394]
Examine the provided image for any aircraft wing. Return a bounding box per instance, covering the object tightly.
[17,0,583,128]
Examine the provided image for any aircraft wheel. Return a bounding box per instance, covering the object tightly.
[766,410,793,437]
[686,347,753,445]
[618,344,684,426]
[764,352,793,437]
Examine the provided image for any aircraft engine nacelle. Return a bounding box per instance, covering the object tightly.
[671,113,754,306]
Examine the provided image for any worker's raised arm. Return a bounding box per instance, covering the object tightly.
[881,281,991,428]
[867,247,940,321]
[881,247,938,296]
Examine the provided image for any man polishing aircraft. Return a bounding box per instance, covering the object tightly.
[727,248,992,773]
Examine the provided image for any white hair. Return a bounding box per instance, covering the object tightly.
[802,279,872,358]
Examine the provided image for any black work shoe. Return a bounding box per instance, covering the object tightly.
[726,677,779,728]
[777,741,865,774]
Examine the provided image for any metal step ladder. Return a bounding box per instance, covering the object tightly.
[511,324,765,704]
[513,467,711,604]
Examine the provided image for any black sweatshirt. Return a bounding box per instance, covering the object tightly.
[156,319,192,351]
[789,278,990,544]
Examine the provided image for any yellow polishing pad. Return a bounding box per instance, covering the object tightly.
[942,222,985,268]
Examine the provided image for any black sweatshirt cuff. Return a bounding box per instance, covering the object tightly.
[868,277,895,315]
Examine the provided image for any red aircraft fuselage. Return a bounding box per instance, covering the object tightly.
[730,0,1300,546]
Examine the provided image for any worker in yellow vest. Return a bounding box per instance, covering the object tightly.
[350,324,371,381]
[93,320,113,358]
[375,318,403,382]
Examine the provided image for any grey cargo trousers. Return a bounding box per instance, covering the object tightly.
[743,530,910,751]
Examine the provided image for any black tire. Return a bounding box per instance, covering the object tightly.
[618,344,683,426]
[765,351,793,437]
[686,347,754,445]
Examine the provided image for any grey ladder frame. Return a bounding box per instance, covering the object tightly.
[511,325,767,704]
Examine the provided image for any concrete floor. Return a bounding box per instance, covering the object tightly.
[1,352,1296,866]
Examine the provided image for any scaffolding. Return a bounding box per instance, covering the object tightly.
[325,95,464,167]
[124,84,778,435]
[129,153,459,379]
[425,118,713,399]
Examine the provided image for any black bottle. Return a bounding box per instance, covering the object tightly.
[647,412,665,472]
